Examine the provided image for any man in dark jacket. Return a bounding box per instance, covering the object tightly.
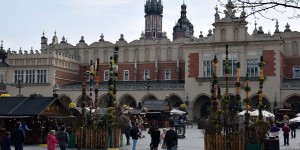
[282,123,291,145]
[11,122,25,150]
[56,125,70,150]
[130,122,140,150]
[289,122,297,138]
[163,125,178,150]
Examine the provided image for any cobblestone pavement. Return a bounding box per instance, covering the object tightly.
[10,125,300,150]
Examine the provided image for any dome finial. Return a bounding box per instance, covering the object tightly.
[54,30,56,36]
[42,31,45,37]
[0,40,3,49]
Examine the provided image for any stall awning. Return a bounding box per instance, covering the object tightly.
[0,96,70,117]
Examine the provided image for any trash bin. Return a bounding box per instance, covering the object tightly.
[68,134,75,148]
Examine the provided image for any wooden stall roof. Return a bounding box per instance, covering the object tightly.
[142,100,170,112]
[0,96,71,117]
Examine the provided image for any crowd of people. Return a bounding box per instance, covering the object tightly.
[0,121,70,150]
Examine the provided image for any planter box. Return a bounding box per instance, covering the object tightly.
[245,144,262,150]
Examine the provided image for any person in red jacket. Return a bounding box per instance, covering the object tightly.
[282,123,291,145]
[47,130,58,150]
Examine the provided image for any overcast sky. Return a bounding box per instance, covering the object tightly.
[1,0,300,50]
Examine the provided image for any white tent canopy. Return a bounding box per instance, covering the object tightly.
[170,109,186,115]
[250,109,275,118]
[290,116,300,122]
[296,113,300,117]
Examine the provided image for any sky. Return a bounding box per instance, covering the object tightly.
[1,0,300,51]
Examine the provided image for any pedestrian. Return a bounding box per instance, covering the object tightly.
[269,124,280,138]
[124,123,132,145]
[282,123,291,146]
[56,125,70,150]
[130,122,140,150]
[43,119,51,143]
[150,126,160,150]
[160,128,166,144]
[1,131,11,150]
[47,130,58,150]
[289,121,297,138]
[11,122,25,150]
[163,125,178,150]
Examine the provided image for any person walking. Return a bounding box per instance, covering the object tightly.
[56,125,70,150]
[163,125,178,150]
[289,121,297,138]
[1,131,11,150]
[11,122,25,150]
[150,126,160,150]
[130,122,140,150]
[47,130,58,150]
[282,123,291,146]
[124,123,132,145]
[270,124,280,138]
[160,128,167,150]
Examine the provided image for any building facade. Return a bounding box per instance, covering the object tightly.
[1,0,300,121]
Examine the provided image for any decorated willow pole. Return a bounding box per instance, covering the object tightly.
[258,56,265,121]
[94,58,100,111]
[81,66,87,127]
[244,73,251,124]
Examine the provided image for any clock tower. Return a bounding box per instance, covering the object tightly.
[144,0,163,39]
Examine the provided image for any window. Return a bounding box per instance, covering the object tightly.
[222,54,237,76]
[104,70,109,81]
[153,31,156,38]
[144,70,150,80]
[37,70,47,83]
[247,59,259,77]
[124,70,129,81]
[294,66,300,78]
[165,69,171,80]
[203,61,214,77]
[14,70,24,83]
[0,74,4,83]
[25,70,35,83]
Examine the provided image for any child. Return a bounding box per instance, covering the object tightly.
[1,131,11,150]
[47,130,58,150]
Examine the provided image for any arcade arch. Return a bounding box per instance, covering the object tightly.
[58,94,72,108]
[119,94,137,107]
[250,94,271,111]
[193,94,210,121]
[166,94,183,107]
[283,94,300,111]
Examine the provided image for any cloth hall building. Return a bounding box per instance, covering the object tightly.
[1,0,300,121]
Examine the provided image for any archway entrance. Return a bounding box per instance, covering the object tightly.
[119,94,137,107]
[98,94,109,108]
[193,95,210,121]
[167,94,182,108]
[250,95,271,111]
[285,95,300,111]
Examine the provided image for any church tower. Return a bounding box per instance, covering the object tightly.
[172,2,194,40]
[144,0,163,39]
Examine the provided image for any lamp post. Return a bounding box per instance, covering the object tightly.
[145,75,151,102]
[16,77,24,95]
[53,85,59,98]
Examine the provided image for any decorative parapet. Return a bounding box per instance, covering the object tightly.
[59,80,185,91]
[281,83,300,89]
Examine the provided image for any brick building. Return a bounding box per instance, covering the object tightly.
[1,0,300,121]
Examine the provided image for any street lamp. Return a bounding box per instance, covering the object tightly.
[16,77,24,96]
[145,75,151,102]
[53,85,59,97]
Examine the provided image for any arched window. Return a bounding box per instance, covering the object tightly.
[234,28,239,41]
[134,48,139,61]
[153,31,156,38]
[123,49,129,62]
[167,48,172,61]
[145,49,150,62]
[221,29,226,42]
[155,48,161,61]
[292,41,299,56]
